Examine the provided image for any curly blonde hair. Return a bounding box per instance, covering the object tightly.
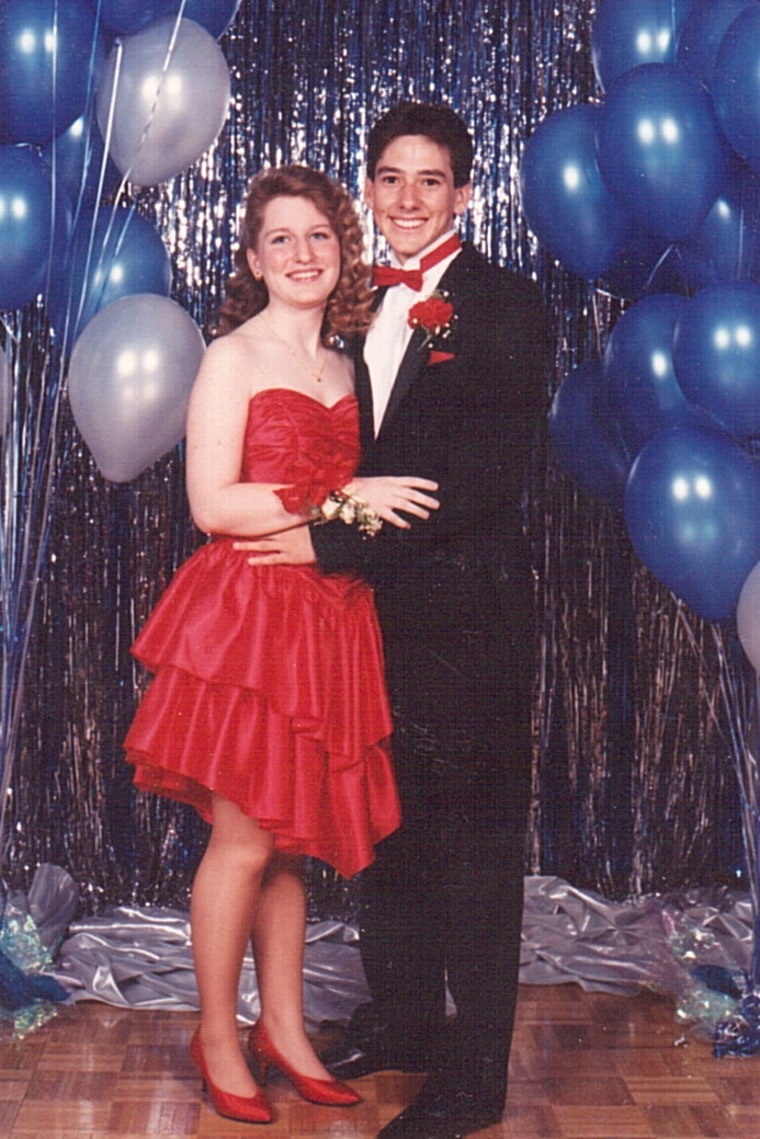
[215,165,373,339]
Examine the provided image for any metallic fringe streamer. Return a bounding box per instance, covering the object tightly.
[0,0,745,918]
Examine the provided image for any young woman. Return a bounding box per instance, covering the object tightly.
[123,166,438,1125]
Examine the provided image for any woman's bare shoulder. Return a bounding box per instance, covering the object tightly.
[202,323,259,368]
[194,323,265,394]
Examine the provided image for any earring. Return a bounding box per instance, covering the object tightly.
[253,270,263,280]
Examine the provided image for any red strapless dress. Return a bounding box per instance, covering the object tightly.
[124,388,400,879]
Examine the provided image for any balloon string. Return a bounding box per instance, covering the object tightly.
[63,197,141,362]
[59,37,129,355]
[645,243,677,292]
[43,1,66,317]
[0,318,19,346]
[738,202,746,280]
[106,3,190,191]
[44,8,114,355]
[0,332,66,867]
[589,287,603,356]
[73,2,117,226]
[58,12,139,357]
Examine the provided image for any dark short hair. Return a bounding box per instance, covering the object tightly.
[366,102,474,188]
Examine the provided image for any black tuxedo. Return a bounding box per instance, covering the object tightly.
[312,242,547,1111]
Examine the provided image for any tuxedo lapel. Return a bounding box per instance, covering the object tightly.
[353,353,376,455]
[353,285,389,451]
[378,325,428,435]
[433,241,474,300]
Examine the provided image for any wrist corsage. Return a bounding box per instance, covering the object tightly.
[315,489,383,536]
[408,290,456,362]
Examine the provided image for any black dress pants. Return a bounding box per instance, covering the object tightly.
[357,625,531,1109]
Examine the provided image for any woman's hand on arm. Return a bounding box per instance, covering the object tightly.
[343,476,439,529]
[231,475,439,565]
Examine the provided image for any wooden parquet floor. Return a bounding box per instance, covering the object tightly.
[1,984,759,1138]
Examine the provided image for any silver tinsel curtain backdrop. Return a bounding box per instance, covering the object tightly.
[0,0,746,918]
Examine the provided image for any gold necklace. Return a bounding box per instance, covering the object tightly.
[259,310,327,383]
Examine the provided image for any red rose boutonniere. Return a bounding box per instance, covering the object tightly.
[407,290,456,363]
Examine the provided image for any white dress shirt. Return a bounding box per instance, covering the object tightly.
[364,231,461,436]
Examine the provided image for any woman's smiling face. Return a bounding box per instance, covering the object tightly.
[246,195,341,310]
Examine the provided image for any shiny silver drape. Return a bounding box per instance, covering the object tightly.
[1,0,746,917]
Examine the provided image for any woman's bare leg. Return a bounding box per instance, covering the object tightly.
[191,794,273,1097]
[251,852,333,1080]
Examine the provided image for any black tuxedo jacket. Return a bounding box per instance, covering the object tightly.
[312,242,546,662]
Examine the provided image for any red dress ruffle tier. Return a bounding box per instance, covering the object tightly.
[124,388,400,879]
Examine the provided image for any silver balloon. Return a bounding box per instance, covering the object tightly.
[67,294,205,482]
[95,17,231,187]
[738,559,760,673]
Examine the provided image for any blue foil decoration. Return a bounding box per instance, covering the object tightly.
[0,0,748,966]
[714,986,760,1058]
[0,894,70,1036]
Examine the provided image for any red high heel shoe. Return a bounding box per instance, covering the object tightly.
[190,1029,272,1124]
[248,1021,361,1106]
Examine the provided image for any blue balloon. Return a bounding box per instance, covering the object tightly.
[598,232,665,301]
[677,0,757,86]
[596,63,727,242]
[673,158,760,289]
[46,206,172,348]
[43,108,120,211]
[591,0,695,92]
[180,0,242,37]
[714,6,760,178]
[604,293,692,456]
[0,0,103,146]
[95,1,176,35]
[519,104,632,280]
[672,282,760,437]
[624,424,760,621]
[599,231,690,301]
[0,147,68,311]
[548,360,632,510]
[96,0,242,38]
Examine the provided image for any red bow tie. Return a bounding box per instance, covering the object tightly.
[372,233,461,291]
[373,264,424,290]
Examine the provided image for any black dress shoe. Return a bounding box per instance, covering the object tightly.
[377,1089,502,1139]
[324,1040,429,1079]
[321,1004,432,1077]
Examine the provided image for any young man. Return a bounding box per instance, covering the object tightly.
[244,102,547,1139]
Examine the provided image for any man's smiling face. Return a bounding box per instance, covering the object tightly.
[364,134,471,264]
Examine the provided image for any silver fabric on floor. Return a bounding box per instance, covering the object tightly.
[16,868,747,1035]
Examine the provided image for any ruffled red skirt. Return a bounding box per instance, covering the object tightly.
[124,539,400,879]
